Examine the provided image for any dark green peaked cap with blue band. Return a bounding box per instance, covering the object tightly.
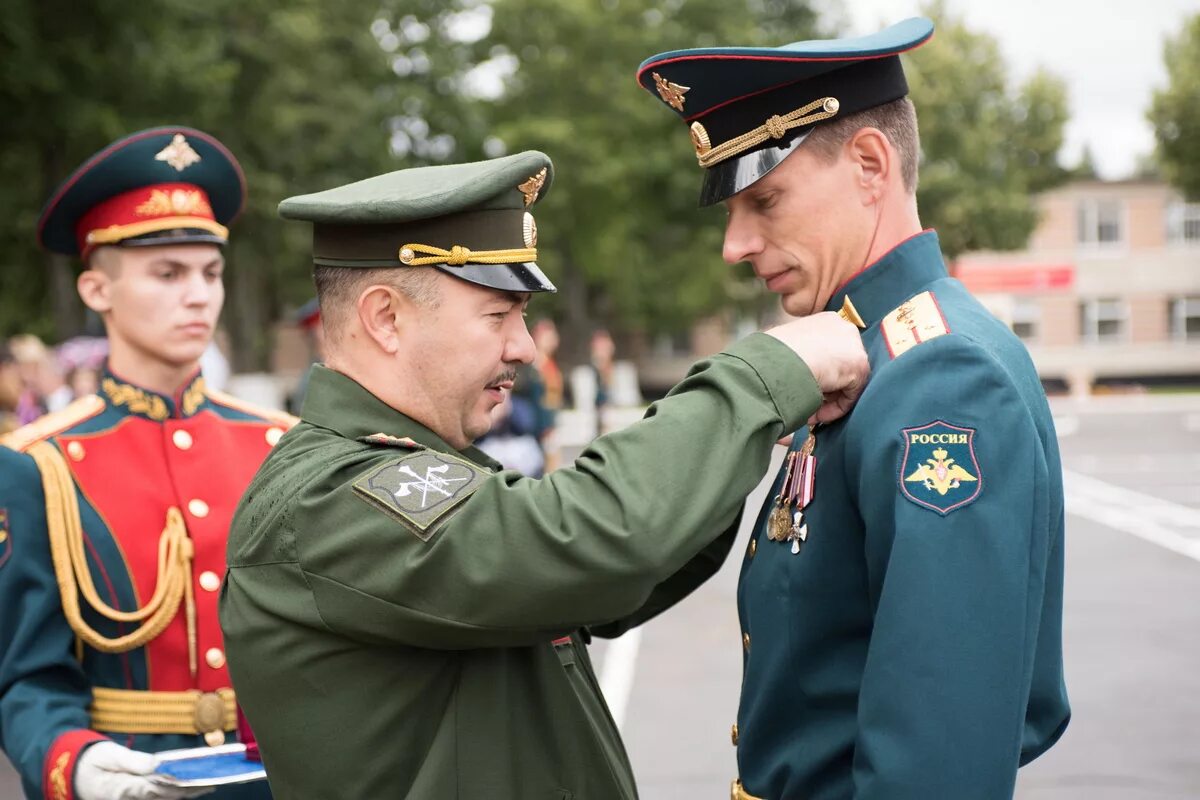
[637,18,934,206]
[278,151,556,293]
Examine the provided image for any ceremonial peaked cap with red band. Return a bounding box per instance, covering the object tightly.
[637,17,934,206]
[37,126,246,258]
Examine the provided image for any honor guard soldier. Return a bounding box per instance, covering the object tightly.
[220,152,871,799]
[0,127,295,800]
[639,17,1070,800]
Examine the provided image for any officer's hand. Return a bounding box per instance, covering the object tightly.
[75,741,214,800]
[765,312,869,424]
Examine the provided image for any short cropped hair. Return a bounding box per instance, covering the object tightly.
[313,265,441,344]
[804,97,920,193]
[86,246,123,274]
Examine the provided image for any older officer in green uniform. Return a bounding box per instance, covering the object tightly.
[639,17,1070,800]
[220,151,870,799]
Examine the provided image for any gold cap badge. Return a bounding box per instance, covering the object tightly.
[518,168,548,207]
[155,134,202,172]
[653,72,690,112]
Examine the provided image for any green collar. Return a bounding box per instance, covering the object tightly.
[825,230,948,328]
[299,365,502,470]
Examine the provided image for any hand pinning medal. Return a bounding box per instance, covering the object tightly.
[766,431,818,553]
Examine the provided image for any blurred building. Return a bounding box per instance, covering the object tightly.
[632,177,1200,398]
[958,178,1200,394]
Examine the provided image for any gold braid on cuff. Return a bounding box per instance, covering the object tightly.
[696,96,840,168]
[398,244,537,266]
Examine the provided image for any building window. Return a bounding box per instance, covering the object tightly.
[1167,202,1200,244]
[1171,296,1200,341]
[1079,298,1127,343]
[1077,199,1124,246]
[1011,297,1040,342]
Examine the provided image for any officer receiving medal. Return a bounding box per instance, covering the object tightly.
[640,17,1069,800]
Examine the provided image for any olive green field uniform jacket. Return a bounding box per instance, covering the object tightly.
[220,334,822,799]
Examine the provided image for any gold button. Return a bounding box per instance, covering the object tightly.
[188,499,210,519]
[205,647,226,669]
[742,632,750,652]
[199,571,221,592]
[0,531,7,544]
[731,723,739,746]
[748,539,757,557]
[172,430,193,450]
[265,427,284,446]
[66,441,85,461]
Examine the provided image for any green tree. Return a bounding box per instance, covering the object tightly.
[1148,13,1200,200]
[0,0,487,369]
[476,0,823,359]
[906,1,1070,262]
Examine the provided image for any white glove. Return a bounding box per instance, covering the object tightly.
[74,741,214,800]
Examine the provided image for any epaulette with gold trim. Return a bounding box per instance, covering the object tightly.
[0,395,106,453]
[880,291,951,360]
[204,389,300,430]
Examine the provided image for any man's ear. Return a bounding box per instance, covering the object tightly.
[77,269,113,314]
[356,284,414,355]
[846,127,892,204]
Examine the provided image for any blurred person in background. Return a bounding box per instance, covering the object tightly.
[286,298,325,413]
[34,352,72,413]
[0,126,294,800]
[589,327,616,435]
[641,17,1068,800]
[529,318,563,470]
[0,343,21,435]
[9,333,50,424]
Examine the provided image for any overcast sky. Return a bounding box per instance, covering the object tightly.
[831,0,1199,179]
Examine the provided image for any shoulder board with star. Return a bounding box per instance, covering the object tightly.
[0,395,107,453]
[357,433,426,450]
[880,290,951,359]
[204,388,299,429]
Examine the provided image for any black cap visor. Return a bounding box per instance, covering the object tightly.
[435,261,556,293]
[117,228,228,249]
[698,130,812,207]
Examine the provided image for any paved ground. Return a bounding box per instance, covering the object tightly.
[2,395,1197,798]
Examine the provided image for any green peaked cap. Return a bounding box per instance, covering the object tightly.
[279,151,556,293]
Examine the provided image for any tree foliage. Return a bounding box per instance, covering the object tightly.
[1148,13,1200,200]
[0,0,1070,366]
[907,1,1070,262]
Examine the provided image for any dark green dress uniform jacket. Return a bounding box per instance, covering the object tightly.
[220,334,823,800]
[735,231,1070,800]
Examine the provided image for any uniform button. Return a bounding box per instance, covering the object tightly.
[199,571,221,592]
[188,499,210,519]
[66,441,85,461]
[731,724,739,746]
[748,539,757,557]
[742,632,751,652]
[205,648,226,669]
[265,427,284,446]
[172,430,194,450]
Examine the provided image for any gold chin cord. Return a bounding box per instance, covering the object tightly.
[27,441,199,677]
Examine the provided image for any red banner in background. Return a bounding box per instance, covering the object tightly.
[955,263,1075,293]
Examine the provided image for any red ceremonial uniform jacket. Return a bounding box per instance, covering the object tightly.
[0,367,295,800]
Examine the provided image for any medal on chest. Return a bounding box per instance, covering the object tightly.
[766,431,817,553]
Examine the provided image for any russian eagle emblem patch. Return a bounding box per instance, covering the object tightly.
[899,421,981,515]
